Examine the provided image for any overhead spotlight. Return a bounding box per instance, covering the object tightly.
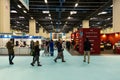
[31,17,33,19]
[49,14,51,17]
[44,0,48,3]
[23,10,27,13]
[67,17,73,19]
[17,5,22,8]
[98,11,107,15]
[106,18,111,20]
[11,10,17,13]
[75,3,78,7]
[19,16,24,19]
[110,5,113,7]
[42,11,49,14]
[70,11,77,15]
[17,21,20,23]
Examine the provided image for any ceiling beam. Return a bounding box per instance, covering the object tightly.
[85,0,112,20]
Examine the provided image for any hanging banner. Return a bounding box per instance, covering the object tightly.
[19,0,29,10]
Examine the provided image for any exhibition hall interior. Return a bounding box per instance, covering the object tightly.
[0,0,120,80]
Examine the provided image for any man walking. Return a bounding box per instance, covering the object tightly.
[83,38,91,64]
[6,39,15,65]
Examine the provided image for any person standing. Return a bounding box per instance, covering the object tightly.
[49,40,54,56]
[6,39,15,65]
[83,38,91,64]
[31,41,42,66]
[54,39,66,62]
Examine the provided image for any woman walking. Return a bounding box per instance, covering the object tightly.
[31,41,42,66]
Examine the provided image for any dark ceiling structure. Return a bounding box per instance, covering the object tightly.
[10,0,112,33]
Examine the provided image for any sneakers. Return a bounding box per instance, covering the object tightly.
[62,60,66,62]
[83,60,86,62]
[38,64,42,66]
[10,62,14,65]
[83,60,90,64]
[30,63,34,66]
[54,59,57,62]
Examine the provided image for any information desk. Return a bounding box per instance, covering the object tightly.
[0,47,30,55]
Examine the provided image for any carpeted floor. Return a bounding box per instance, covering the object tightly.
[0,49,120,80]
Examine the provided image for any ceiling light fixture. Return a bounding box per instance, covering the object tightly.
[106,18,111,20]
[110,5,113,7]
[44,0,48,3]
[31,17,33,19]
[70,11,77,15]
[42,11,49,14]
[23,10,27,13]
[49,14,51,17]
[75,3,78,7]
[98,11,107,15]
[17,21,20,23]
[17,5,22,8]
[90,17,97,20]
[68,17,73,19]
[11,10,17,13]
[19,16,24,18]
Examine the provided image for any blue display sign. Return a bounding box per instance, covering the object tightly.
[0,35,41,39]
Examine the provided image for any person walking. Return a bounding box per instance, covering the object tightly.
[6,39,15,65]
[54,39,66,62]
[83,38,91,64]
[49,40,54,56]
[31,41,42,66]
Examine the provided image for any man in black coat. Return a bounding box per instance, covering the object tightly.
[83,38,91,64]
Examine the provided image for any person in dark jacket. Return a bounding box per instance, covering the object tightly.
[6,39,15,65]
[83,38,91,64]
[54,39,66,62]
[31,41,42,66]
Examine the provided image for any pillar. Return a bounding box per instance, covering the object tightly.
[39,27,43,36]
[0,0,10,33]
[29,19,36,36]
[113,0,120,32]
[73,28,77,32]
[82,20,89,28]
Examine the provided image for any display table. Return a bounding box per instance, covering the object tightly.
[0,47,30,55]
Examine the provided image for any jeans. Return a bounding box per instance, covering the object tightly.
[9,54,15,64]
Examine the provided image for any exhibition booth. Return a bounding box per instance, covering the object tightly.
[72,28,100,55]
[0,34,43,55]
[72,29,120,55]
[100,33,120,54]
